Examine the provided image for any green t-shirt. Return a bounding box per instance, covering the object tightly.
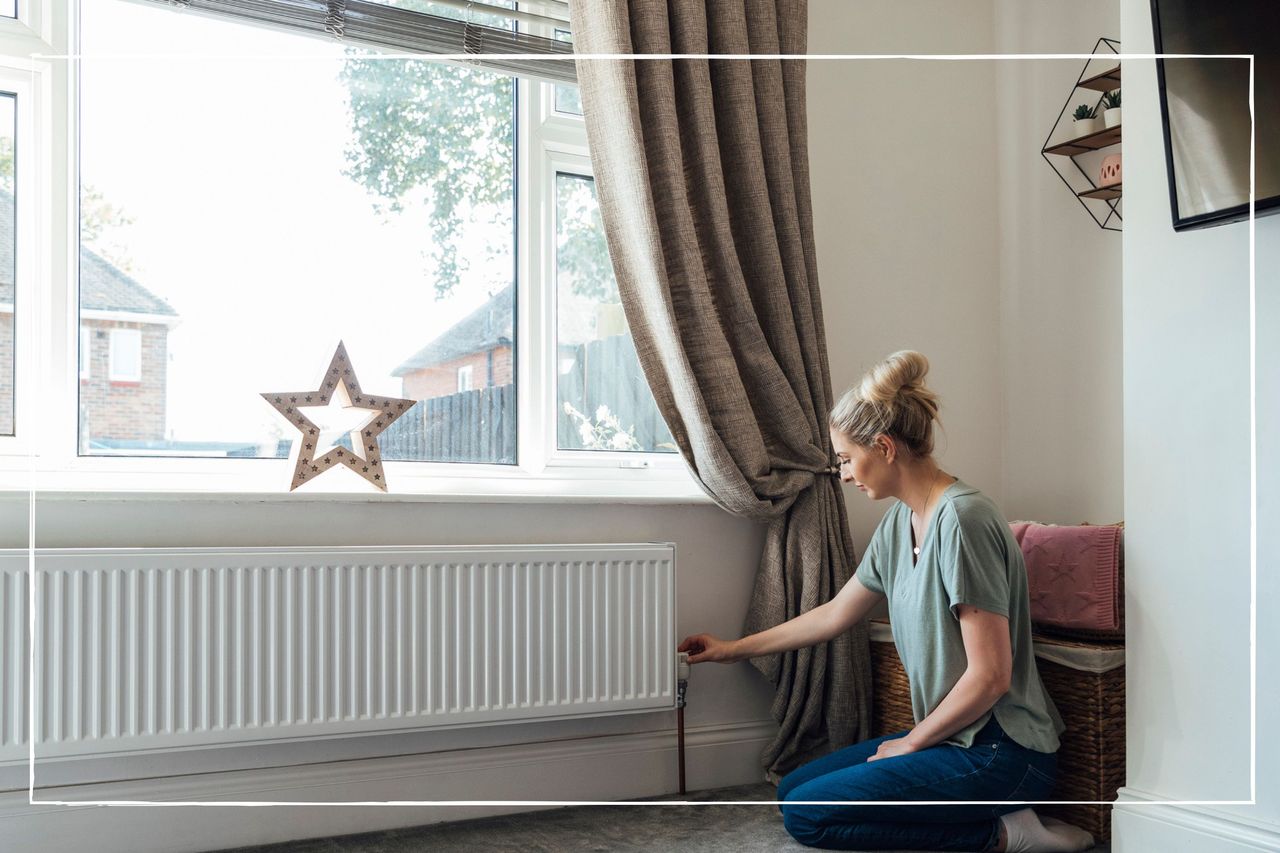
[855,477,1066,753]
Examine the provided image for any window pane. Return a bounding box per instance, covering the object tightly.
[0,1,13,19]
[555,173,675,453]
[552,30,583,116]
[0,93,13,436]
[80,0,516,465]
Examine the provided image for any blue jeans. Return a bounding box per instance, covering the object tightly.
[777,715,1058,851]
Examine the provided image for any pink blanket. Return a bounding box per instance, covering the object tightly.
[1009,521,1124,636]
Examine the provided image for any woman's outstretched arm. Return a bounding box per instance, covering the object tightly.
[679,574,885,664]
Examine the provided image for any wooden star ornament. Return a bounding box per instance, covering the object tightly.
[261,341,417,492]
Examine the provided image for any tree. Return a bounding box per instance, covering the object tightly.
[338,1,616,303]
[0,137,136,272]
[556,175,618,303]
[340,49,514,300]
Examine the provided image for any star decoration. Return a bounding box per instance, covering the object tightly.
[261,341,417,492]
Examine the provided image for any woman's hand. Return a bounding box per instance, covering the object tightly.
[678,633,742,664]
[866,736,919,762]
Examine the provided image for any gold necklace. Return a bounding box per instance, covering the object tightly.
[913,470,944,557]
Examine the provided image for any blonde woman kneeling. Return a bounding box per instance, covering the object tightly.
[679,351,1095,853]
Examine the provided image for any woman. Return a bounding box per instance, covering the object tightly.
[678,351,1096,853]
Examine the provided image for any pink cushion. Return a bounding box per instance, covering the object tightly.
[1009,521,1123,634]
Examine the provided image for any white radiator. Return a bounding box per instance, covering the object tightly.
[0,544,676,762]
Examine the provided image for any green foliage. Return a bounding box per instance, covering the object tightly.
[338,2,608,302]
[1103,89,1121,109]
[81,185,137,273]
[339,52,514,299]
[1073,104,1097,120]
[556,175,617,303]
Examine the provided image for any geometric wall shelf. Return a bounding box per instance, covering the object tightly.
[1042,37,1122,232]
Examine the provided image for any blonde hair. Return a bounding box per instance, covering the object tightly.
[829,350,941,457]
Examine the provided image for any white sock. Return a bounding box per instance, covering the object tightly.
[998,807,1096,852]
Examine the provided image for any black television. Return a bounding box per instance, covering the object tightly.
[1150,0,1279,230]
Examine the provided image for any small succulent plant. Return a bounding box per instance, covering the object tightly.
[1103,89,1122,109]
[1073,104,1098,120]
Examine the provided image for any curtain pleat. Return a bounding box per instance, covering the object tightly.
[568,0,872,781]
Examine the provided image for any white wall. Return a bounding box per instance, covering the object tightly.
[1113,0,1279,848]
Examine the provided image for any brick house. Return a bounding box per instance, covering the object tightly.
[393,286,513,400]
[0,187,180,443]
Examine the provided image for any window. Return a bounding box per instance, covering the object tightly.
[108,328,141,382]
[0,0,701,499]
[80,327,90,380]
[554,172,675,454]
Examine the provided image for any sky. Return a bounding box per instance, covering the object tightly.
[79,0,521,444]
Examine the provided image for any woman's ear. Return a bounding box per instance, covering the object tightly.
[876,434,896,464]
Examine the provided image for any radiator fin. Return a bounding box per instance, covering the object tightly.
[0,545,674,760]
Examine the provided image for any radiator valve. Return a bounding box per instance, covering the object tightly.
[676,651,690,708]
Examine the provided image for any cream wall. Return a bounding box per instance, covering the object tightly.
[993,0,1124,525]
[808,0,1005,553]
[810,0,1124,545]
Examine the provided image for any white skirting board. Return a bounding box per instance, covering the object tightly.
[0,719,779,853]
[1112,787,1280,852]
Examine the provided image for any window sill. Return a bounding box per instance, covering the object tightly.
[0,456,718,506]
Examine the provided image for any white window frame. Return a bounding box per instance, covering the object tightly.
[0,1,708,503]
[79,325,89,378]
[0,30,50,463]
[107,327,140,382]
[456,363,473,393]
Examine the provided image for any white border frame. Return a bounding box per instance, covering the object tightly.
[12,39,1259,809]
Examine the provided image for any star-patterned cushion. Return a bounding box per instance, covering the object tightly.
[1009,520,1124,637]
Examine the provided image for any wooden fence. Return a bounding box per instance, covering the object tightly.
[556,334,675,453]
[380,383,516,464]
[369,334,675,463]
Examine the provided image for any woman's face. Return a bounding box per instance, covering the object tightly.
[831,427,891,499]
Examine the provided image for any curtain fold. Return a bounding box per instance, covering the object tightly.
[567,0,872,781]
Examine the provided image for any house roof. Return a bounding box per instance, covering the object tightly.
[393,285,513,376]
[0,187,178,318]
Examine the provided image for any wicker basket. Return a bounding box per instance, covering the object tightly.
[869,622,1124,841]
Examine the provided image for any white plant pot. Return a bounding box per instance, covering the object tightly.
[1104,108,1122,128]
[1073,117,1100,137]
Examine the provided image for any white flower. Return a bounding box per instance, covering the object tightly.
[610,432,635,450]
[579,423,596,445]
[595,404,610,421]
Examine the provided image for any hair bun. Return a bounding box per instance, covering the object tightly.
[831,350,942,457]
[860,350,930,404]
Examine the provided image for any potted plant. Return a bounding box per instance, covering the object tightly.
[1072,104,1100,137]
[1102,89,1122,128]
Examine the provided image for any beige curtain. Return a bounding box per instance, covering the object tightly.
[566,0,872,782]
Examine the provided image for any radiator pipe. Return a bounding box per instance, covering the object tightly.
[676,652,690,795]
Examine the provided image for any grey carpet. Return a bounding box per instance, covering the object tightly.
[212,782,1112,853]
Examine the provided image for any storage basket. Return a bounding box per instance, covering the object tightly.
[868,620,1125,841]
